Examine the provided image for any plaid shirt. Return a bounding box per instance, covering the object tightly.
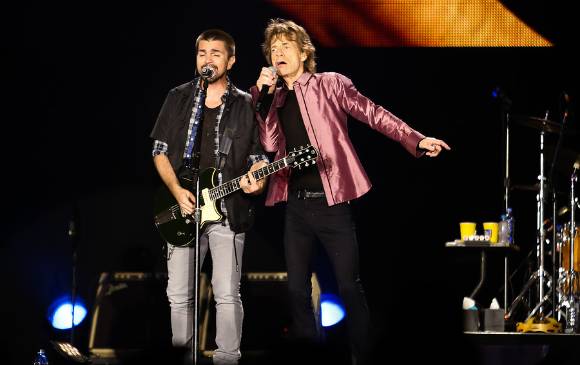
[153,78,267,167]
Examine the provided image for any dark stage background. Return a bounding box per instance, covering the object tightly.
[0,1,578,364]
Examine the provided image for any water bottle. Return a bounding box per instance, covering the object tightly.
[33,349,49,365]
[498,208,514,245]
[505,208,515,245]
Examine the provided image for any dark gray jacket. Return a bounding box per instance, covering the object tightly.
[150,78,264,233]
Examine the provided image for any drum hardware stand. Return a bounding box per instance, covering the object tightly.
[551,188,558,317]
[549,94,569,320]
[545,97,578,333]
[506,268,553,319]
[537,112,549,315]
[499,89,512,312]
[564,162,578,332]
[556,229,568,323]
[507,112,556,321]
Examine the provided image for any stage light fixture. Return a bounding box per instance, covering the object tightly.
[48,297,87,330]
[320,293,345,327]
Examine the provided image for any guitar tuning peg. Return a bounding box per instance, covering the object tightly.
[304,162,309,167]
[300,145,303,149]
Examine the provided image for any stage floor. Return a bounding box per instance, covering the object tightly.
[464,331,580,365]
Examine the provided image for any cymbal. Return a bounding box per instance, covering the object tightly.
[558,206,569,216]
[511,183,566,195]
[511,115,562,134]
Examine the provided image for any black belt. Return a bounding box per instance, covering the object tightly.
[292,189,325,200]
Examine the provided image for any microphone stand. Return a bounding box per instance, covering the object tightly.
[191,77,209,365]
[192,175,201,364]
[69,202,79,345]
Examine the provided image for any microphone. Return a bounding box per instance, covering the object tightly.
[255,66,277,113]
[200,64,216,79]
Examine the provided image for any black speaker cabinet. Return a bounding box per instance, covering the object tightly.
[88,271,320,361]
[200,272,320,356]
[88,272,173,359]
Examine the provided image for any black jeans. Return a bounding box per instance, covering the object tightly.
[284,194,370,364]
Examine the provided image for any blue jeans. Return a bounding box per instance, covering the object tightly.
[166,222,245,365]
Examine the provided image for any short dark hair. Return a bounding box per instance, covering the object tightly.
[262,18,316,73]
[195,29,235,58]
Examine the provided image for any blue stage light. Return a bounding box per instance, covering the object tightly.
[320,293,345,327]
[48,298,87,330]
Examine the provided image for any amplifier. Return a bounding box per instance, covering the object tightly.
[88,272,173,360]
[201,272,321,356]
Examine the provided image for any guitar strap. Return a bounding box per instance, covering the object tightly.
[177,130,203,182]
[180,81,208,179]
[178,129,203,181]
[217,126,234,171]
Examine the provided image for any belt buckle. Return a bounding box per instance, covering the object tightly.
[307,191,324,199]
[296,189,306,200]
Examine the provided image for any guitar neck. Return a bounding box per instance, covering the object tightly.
[208,157,289,201]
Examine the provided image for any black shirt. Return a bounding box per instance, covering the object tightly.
[278,90,323,191]
[198,105,220,171]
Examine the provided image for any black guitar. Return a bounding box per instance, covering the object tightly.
[154,145,319,246]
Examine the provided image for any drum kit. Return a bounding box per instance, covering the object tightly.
[501,104,580,333]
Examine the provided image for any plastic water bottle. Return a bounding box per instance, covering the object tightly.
[499,209,514,244]
[505,208,515,245]
[33,349,49,365]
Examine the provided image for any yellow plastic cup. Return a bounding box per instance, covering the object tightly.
[483,222,499,243]
[460,222,477,240]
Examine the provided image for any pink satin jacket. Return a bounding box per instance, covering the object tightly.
[251,72,425,206]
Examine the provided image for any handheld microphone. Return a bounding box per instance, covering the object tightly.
[256,66,277,113]
[200,64,216,79]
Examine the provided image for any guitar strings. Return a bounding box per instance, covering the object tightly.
[202,149,314,200]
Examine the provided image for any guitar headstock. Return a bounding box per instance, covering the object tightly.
[287,144,319,170]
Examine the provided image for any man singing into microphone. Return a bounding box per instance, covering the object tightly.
[251,18,449,365]
[150,29,267,365]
